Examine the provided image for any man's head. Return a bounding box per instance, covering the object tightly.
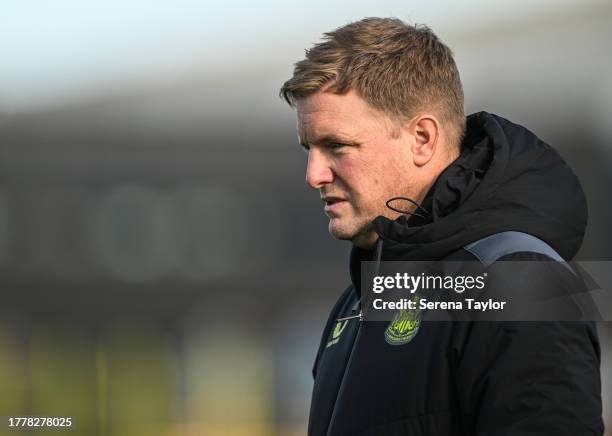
[280,18,465,248]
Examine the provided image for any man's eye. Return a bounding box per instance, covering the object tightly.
[329,143,346,150]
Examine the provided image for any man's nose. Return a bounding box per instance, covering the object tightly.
[305,149,334,189]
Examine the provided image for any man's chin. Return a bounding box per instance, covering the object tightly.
[328,220,377,248]
[328,221,354,241]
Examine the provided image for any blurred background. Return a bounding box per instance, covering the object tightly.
[0,0,611,435]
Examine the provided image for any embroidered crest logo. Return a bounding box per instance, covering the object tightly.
[385,307,421,345]
[326,320,348,348]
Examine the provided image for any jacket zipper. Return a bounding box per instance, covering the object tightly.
[325,238,384,435]
[325,315,362,436]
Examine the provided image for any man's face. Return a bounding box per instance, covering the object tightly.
[297,89,424,248]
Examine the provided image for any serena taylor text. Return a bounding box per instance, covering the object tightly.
[372,298,507,311]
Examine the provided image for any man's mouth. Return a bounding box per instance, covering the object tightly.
[323,196,347,212]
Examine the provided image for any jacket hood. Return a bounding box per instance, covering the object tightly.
[351,111,587,277]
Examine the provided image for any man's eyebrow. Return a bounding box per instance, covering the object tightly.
[300,134,358,148]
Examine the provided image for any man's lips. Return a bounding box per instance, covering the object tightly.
[322,196,347,212]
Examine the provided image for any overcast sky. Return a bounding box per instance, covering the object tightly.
[0,0,599,112]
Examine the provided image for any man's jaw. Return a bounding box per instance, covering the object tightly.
[328,218,379,249]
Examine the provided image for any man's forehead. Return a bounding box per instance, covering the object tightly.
[297,116,359,146]
[296,91,382,144]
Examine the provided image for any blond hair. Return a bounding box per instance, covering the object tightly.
[280,17,465,149]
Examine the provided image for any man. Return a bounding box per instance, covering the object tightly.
[280,18,603,435]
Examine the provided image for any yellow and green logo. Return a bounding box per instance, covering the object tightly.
[385,307,421,345]
[326,320,348,348]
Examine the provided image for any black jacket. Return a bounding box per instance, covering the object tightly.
[308,112,603,436]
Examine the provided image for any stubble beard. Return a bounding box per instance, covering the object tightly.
[328,208,379,249]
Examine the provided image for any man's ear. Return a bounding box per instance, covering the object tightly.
[410,115,440,167]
